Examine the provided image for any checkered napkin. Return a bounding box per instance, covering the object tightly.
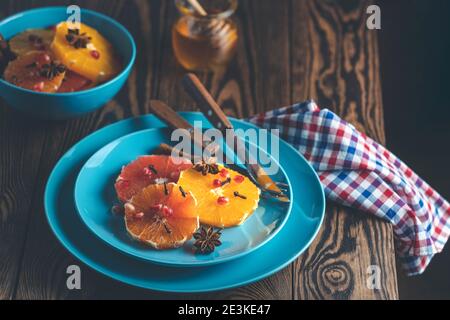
[248,100,450,275]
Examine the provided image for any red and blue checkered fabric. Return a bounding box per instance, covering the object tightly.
[249,100,450,275]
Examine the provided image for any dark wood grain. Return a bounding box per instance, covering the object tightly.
[290,0,397,299]
[0,110,48,299]
[0,0,398,300]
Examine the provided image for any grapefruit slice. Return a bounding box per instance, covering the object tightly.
[57,70,92,92]
[9,29,54,56]
[50,22,121,83]
[115,155,192,202]
[178,164,260,228]
[124,183,199,249]
[3,51,65,92]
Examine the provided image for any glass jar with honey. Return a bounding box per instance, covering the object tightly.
[172,0,238,71]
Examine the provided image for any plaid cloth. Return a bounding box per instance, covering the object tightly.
[249,100,450,275]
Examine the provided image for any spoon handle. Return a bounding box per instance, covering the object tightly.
[182,73,233,134]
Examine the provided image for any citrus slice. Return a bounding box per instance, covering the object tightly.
[3,51,65,92]
[50,22,121,83]
[57,70,92,92]
[115,155,192,202]
[178,165,260,227]
[9,29,54,56]
[124,183,199,249]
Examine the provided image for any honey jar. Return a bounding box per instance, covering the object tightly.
[172,0,238,71]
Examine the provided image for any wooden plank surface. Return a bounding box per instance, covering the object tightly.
[290,0,397,300]
[0,0,398,299]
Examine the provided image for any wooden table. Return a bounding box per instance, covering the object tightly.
[0,0,398,299]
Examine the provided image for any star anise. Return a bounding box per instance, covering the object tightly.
[65,28,91,49]
[193,160,219,176]
[193,226,222,254]
[39,61,66,80]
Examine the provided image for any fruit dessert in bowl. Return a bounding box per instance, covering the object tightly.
[74,128,292,266]
[0,7,135,119]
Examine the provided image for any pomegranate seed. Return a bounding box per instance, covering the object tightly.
[32,81,44,91]
[212,179,222,188]
[217,196,229,205]
[142,167,153,177]
[134,212,144,219]
[219,168,229,178]
[90,50,100,59]
[234,175,244,183]
[150,203,163,211]
[162,205,173,217]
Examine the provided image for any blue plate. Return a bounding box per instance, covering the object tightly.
[45,112,325,292]
[75,128,293,266]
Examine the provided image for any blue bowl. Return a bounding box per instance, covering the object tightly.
[0,7,136,120]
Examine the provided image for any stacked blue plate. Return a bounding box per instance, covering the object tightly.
[45,112,325,292]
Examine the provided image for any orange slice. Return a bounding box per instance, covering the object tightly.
[115,155,192,202]
[178,165,260,227]
[3,51,65,92]
[50,22,121,83]
[124,183,199,249]
[9,29,54,56]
